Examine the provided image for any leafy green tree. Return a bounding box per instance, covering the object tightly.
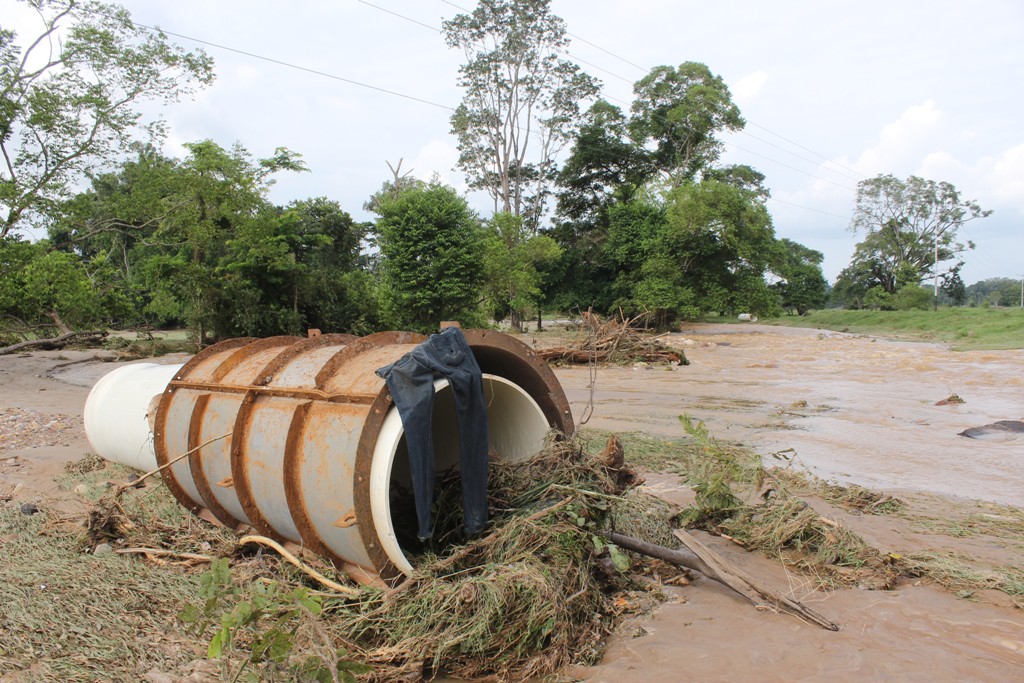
[0,236,126,340]
[443,0,599,230]
[1,0,214,237]
[657,178,780,319]
[773,239,828,315]
[892,284,932,311]
[51,140,306,343]
[372,182,485,332]
[550,63,751,315]
[220,198,378,337]
[555,100,649,223]
[832,230,926,308]
[966,277,1022,308]
[629,62,744,187]
[482,212,561,330]
[862,286,894,311]
[597,179,781,326]
[847,174,991,294]
[938,266,966,306]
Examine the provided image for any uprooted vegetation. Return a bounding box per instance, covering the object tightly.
[536,312,688,366]
[582,423,1023,600]
[3,423,1023,681]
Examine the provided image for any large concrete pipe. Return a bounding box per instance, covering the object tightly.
[86,330,573,581]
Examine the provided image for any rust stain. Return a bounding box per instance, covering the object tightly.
[217,476,234,488]
[167,380,378,405]
[333,509,358,528]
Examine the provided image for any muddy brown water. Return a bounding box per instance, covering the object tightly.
[558,324,1024,507]
[2,328,1024,681]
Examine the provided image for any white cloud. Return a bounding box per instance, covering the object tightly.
[235,64,263,86]
[409,140,463,189]
[850,100,944,176]
[983,143,1024,207]
[731,71,768,105]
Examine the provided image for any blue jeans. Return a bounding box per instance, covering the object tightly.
[376,327,489,540]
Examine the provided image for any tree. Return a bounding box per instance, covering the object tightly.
[443,0,599,230]
[629,62,744,187]
[51,140,306,343]
[773,239,828,315]
[600,178,782,326]
[372,182,485,332]
[481,212,561,330]
[966,277,1022,308]
[0,236,125,340]
[1,0,214,237]
[938,266,966,306]
[549,63,749,315]
[659,178,780,319]
[220,198,378,337]
[832,237,921,309]
[847,174,991,293]
[555,100,648,223]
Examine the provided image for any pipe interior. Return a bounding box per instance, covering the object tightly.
[369,374,550,575]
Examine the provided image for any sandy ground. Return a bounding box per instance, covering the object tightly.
[2,325,1023,681]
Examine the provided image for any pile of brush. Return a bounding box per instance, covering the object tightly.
[537,312,688,366]
[326,436,678,681]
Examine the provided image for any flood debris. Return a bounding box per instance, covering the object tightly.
[935,394,966,406]
[537,312,688,366]
[330,437,677,681]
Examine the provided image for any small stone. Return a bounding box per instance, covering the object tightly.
[73,484,90,495]
[6,457,17,466]
[20,502,39,515]
[93,543,113,556]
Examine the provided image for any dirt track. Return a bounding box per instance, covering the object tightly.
[2,325,1023,681]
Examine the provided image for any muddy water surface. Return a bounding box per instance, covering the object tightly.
[556,324,1024,506]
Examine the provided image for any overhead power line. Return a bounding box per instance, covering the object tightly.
[134,20,455,113]
[747,121,867,180]
[124,1,858,223]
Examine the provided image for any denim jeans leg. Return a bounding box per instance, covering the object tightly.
[381,356,438,540]
[377,327,491,541]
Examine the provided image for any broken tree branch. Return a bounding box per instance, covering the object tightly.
[0,330,107,355]
[601,529,839,631]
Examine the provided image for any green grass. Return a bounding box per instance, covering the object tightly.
[764,308,1024,350]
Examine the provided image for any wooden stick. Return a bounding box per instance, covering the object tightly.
[115,547,214,562]
[239,535,362,598]
[601,530,839,631]
[116,432,232,494]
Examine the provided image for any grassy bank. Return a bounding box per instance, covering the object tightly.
[764,308,1024,351]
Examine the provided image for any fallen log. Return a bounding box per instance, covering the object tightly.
[601,529,839,631]
[0,330,107,355]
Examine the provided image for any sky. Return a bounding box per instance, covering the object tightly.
[6,0,1023,285]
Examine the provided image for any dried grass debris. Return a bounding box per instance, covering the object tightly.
[537,312,688,366]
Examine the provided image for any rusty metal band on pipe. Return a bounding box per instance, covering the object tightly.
[152,329,574,582]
